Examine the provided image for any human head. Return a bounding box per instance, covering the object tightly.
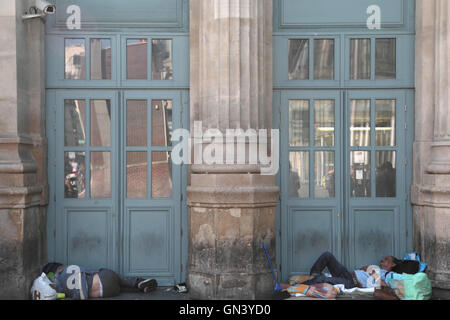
[380,256,398,271]
[42,262,63,275]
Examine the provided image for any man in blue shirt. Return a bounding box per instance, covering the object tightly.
[280,251,397,289]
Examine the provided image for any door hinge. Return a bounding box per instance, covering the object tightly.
[279,264,282,272]
[404,105,407,112]
[180,193,183,201]
[180,263,183,273]
[181,227,183,237]
[404,123,407,130]
[53,230,56,239]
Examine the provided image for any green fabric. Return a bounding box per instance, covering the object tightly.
[403,273,432,300]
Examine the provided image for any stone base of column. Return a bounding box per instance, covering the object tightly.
[412,173,450,290]
[186,165,279,300]
[0,206,47,299]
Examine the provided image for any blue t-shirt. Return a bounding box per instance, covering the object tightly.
[354,269,389,288]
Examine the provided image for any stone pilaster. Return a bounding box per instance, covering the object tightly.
[0,0,47,299]
[412,0,450,291]
[187,0,278,299]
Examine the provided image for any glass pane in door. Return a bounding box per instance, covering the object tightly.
[288,39,309,80]
[376,151,396,197]
[289,151,309,198]
[91,100,111,147]
[376,39,396,79]
[91,152,111,198]
[314,100,335,147]
[350,100,371,147]
[350,151,371,198]
[314,39,334,80]
[315,151,335,198]
[64,99,86,146]
[127,100,147,147]
[376,99,396,146]
[152,151,172,198]
[289,100,310,146]
[152,100,173,147]
[350,39,371,80]
[127,39,148,79]
[127,151,147,198]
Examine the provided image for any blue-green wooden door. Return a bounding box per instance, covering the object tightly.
[45,0,190,285]
[280,89,412,277]
[48,89,186,285]
[274,0,415,281]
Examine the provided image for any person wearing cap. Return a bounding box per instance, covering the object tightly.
[42,262,157,299]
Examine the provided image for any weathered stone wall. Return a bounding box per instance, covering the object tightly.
[187,0,278,300]
[412,0,450,291]
[0,0,47,299]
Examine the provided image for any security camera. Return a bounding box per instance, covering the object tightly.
[35,0,56,15]
[22,0,56,20]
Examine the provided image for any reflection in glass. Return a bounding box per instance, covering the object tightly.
[91,39,112,80]
[152,100,173,147]
[288,39,309,80]
[376,151,396,198]
[289,152,309,198]
[350,100,371,147]
[152,40,173,80]
[350,151,370,198]
[127,152,147,198]
[315,100,335,147]
[91,100,111,147]
[314,39,334,80]
[64,152,86,198]
[289,100,310,146]
[315,151,335,198]
[350,39,371,80]
[127,100,147,147]
[127,39,148,79]
[376,39,396,79]
[91,152,111,198]
[152,152,172,198]
[65,99,86,146]
[376,100,396,146]
[65,39,86,80]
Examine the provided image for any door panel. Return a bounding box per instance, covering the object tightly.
[281,89,409,278]
[52,89,183,284]
[55,90,119,270]
[345,90,406,270]
[121,91,182,285]
[281,90,342,276]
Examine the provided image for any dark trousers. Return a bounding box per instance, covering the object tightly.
[300,252,356,289]
[97,268,143,298]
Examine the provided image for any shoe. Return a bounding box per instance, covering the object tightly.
[137,279,157,293]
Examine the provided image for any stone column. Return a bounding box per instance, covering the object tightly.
[412,0,450,292]
[187,0,279,299]
[0,0,47,299]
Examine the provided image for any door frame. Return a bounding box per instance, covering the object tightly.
[46,89,190,285]
[277,88,414,279]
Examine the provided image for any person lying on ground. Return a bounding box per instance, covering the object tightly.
[279,251,398,290]
[42,262,157,299]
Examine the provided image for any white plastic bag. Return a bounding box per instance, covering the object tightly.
[30,273,57,300]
